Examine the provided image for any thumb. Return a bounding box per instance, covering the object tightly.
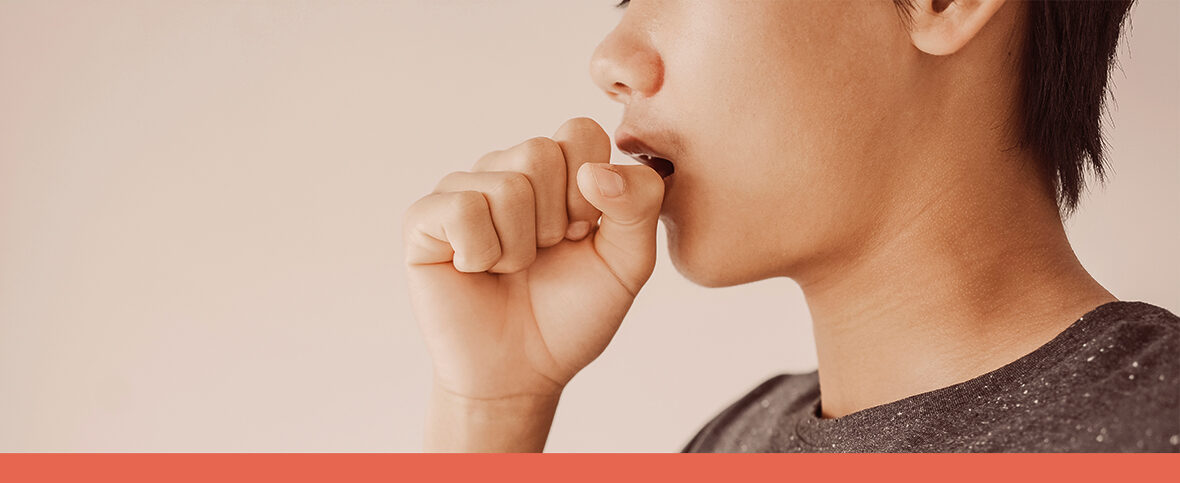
[576,162,666,295]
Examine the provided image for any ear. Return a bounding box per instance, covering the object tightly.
[907,0,1007,56]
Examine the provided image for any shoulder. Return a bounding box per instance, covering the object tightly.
[1088,300,1179,328]
[1000,301,1179,451]
[1064,301,1179,374]
[681,372,819,452]
[1079,301,1178,368]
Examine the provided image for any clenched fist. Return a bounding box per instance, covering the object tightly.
[404,118,665,410]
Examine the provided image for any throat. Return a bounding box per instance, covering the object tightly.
[799,185,1115,419]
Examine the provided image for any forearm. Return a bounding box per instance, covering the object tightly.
[424,383,561,452]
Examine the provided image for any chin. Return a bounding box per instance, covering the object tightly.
[664,224,765,288]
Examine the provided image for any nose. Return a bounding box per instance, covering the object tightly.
[589,21,664,104]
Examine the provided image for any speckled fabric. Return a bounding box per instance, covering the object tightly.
[682,301,1180,452]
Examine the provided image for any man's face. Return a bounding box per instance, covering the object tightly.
[591,0,920,287]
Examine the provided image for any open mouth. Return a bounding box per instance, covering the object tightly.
[631,153,675,179]
[616,131,677,179]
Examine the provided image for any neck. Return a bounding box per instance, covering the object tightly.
[796,147,1115,419]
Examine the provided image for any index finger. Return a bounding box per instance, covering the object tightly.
[552,117,610,239]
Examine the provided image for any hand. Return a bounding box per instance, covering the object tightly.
[404,117,665,402]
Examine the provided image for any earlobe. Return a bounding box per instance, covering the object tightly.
[907,0,1007,56]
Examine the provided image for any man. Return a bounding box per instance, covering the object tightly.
[403,0,1177,452]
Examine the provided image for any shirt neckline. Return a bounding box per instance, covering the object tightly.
[792,300,1146,445]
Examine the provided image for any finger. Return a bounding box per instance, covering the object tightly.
[403,190,501,273]
[473,137,567,248]
[433,170,537,274]
[552,117,610,241]
[576,163,665,295]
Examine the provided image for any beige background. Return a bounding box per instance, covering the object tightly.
[0,0,1176,452]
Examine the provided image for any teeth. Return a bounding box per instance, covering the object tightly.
[627,153,674,178]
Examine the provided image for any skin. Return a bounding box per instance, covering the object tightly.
[404,0,1116,451]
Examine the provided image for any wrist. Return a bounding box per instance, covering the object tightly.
[425,382,562,452]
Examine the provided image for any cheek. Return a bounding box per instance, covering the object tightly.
[654,2,905,285]
[663,63,901,281]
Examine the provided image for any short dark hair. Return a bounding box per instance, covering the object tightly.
[895,0,1136,216]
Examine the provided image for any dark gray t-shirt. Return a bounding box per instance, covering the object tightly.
[682,301,1180,452]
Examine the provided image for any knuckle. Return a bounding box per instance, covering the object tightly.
[401,198,426,239]
[488,172,532,201]
[513,139,565,198]
[403,194,429,221]
[404,193,443,232]
[517,137,565,171]
[520,136,562,158]
[447,190,489,220]
[433,171,467,192]
[536,226,565,247]
[535,212,567,246]
[457,240,502,272]
[561,117,606,137]
[556,118,610,156]
[475,149,503,169]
